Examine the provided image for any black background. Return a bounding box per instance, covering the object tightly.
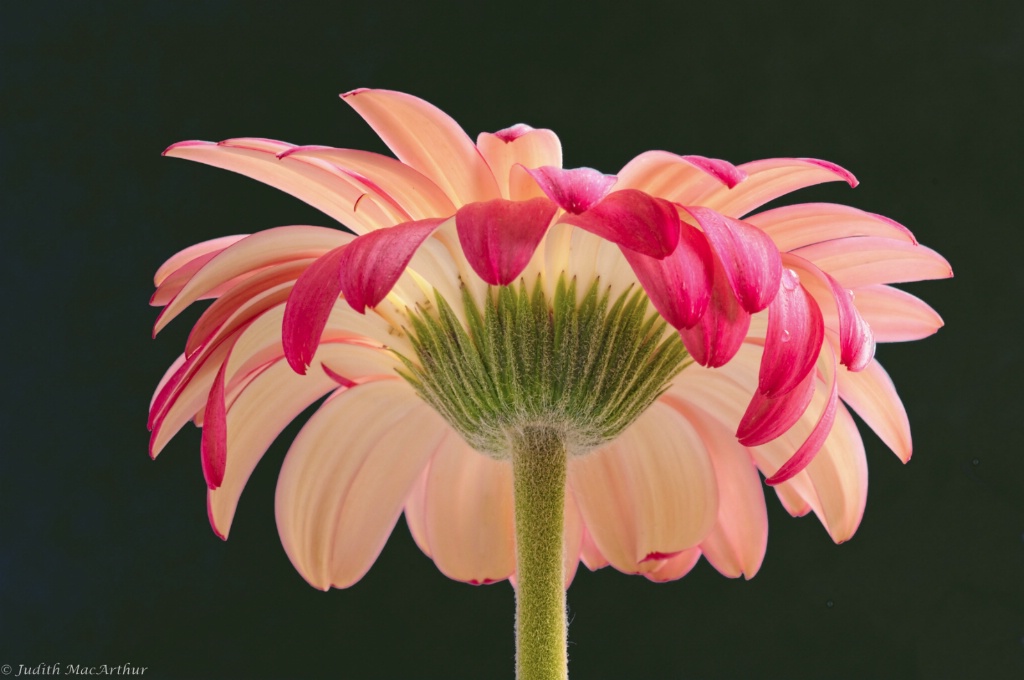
[3,1,1022,678]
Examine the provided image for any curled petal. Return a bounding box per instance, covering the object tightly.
[525,166,617,214]
[760,270,825,397]
[684,206,782,313]
[677,254,751,367]
[765,347,840,485]
[455,198,557,285]
[619,222,712,329]
[341,88,501,205]
[737,358,817,447]
[201,356,230,489]
[561,189,680,258]
[477,126,563,200]
[282,246,349,374]
[339,218,449,312]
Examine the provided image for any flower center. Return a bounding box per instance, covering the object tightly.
[396,274,691,459]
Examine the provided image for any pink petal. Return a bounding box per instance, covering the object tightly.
[836,358,912,462]
[792,237,953,288]
[164,139,396,232]
[154,226,351,335]
[745,202,916,252]
[560,189,680,259]
[677,254,751,367]
[525,166,617,214]
[417,434,515,585]
[187,260,312,357]
[339,218,449,312]
[154,235,248,287]
[280,146,456,221]
[209,344,403,538]
[783,254,874,371]
[683,206,782,313]
[455,198,557,285]
[200,355,229,489]
[766,346,840,485]
[737,358,817,447]
[760,269,825,397]
[618,221,713,329]
[616,150,746,203]
[696,157,858,218]
[568,402,718,573]
[341,88,501,205]
[847,284,944,343]
[749,401,868,543]
[275,380,444,590]
[282,245,349,374]
[476,126,563,200]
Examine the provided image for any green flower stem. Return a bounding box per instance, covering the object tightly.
[512,427,568,680]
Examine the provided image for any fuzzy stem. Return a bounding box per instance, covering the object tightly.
[512,427,568,680]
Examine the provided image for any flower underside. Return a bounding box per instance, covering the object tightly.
[398,274,692,459]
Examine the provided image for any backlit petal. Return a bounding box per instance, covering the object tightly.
[526,166,617,214]
[792,237,953,288]
[760,270,825,397]
[341,88,501,205]
[275,380,444,590]
[850,285,944,343]
[477,126,563,200]
[745,202,915,251]
[616,150,746,203]
[836,359,912,462]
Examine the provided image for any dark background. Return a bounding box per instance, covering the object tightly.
[3,1,1021,678]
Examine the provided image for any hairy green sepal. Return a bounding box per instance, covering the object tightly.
[397,275,691,459]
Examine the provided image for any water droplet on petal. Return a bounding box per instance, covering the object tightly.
[781,269,799,291]
[847,289,856,300]
[781,329,791,343]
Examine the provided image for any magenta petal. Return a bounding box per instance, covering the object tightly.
[684,206,782,313]
[563,189,680,258]
[455,198,557,285]
[620,222,713,329]
[766,350,840,485]
[737,358,818,446]
[282,245,349,375]
[760,270,825,397]
[339,218,449,311]
[525,166,617,215]
[201,358,229,490]
[677,255,751,367]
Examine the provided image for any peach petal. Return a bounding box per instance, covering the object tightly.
[419,436,516,585]
[274,380,442,589]
[154,226,351,335]
[836,359,912,462]
[341,88,501,205]
[616,150,746,204]
[746,202,916,251]
[154,235,248,287]
[477,126,563,200]
[792,237,952,288]
[851,284,944,343]
[697,157,858,218]
[280,146,456,220]
[164,139,397,232]
[569,402,718,572]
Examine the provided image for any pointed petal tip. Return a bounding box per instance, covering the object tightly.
[800,158,858,187]
[682,155,747,188]
[322,364,357,388]
[340,87,371,99]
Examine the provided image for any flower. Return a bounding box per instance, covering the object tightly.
[149,89,949,590]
